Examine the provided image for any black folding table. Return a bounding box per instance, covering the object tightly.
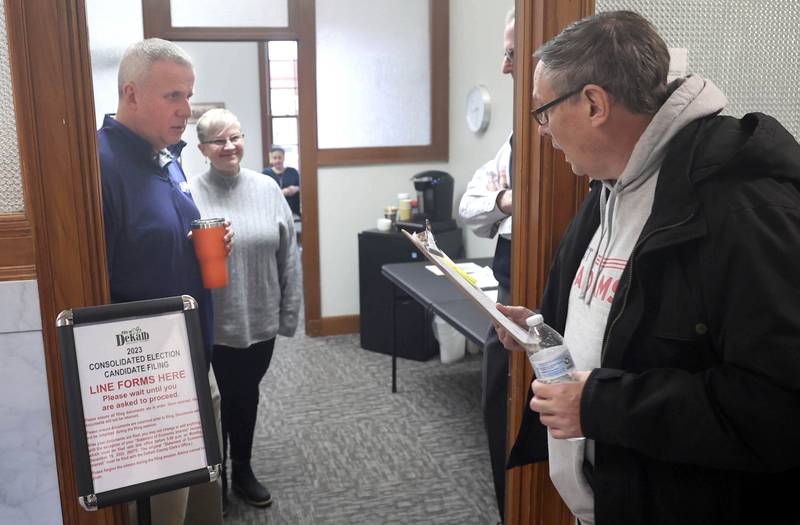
[381,257,494,392]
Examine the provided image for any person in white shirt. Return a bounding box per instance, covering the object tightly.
[457,7,517,522]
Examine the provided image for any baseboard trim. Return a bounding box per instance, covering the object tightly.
[316,315,359,336]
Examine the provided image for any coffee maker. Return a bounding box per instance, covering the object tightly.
[396,170,456,232]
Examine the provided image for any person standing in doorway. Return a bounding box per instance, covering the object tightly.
[457,7,521,523]
[190,109,301,513]
[263,145,301,217]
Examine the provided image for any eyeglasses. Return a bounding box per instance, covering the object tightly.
[503,48,514,62]
[531,86,585,126]
[201,133,245,146]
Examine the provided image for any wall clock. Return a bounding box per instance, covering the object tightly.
[465,84,491,134]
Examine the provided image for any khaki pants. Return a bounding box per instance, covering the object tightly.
[129,369,223,525]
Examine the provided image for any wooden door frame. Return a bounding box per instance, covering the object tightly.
[5,0,123,523]
[505,1,594,523]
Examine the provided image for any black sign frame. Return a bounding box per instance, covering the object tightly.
[57,295,221,510]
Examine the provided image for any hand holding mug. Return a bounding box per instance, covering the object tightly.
[190,218,230,288]
[222,218,234,254]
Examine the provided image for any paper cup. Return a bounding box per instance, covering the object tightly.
[398,199,412,221]
[377,217,392,231]
[191,218,229,289]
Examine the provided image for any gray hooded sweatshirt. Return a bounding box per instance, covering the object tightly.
[548,75,728,525]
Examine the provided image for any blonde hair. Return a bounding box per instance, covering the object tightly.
[196,108,241,143]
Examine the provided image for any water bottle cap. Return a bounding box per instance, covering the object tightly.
[525,313,543,327]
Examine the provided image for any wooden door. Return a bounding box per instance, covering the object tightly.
[3,0,123,522]
[505,1,594,523]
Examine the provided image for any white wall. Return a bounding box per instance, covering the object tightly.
[176,42,265,178]
[319,1,514,316]
[86,0,143,128]
[0,281,62,524]
[447,2,515,258]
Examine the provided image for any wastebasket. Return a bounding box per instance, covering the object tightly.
[432,315,466,364]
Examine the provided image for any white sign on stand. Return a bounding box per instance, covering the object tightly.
[57,295,220,511]
[74,311,205,494]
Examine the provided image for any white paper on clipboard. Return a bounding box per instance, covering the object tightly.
[425,263,499,289]
[402,229,534,346]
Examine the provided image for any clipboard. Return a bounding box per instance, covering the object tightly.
[401,229,534,347]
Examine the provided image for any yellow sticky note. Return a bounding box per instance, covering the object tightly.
[445,260,477,286]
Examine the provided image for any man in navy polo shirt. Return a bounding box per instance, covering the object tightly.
[98,38,229,525]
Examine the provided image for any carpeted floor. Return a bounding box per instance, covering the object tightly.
[221,320,500,524]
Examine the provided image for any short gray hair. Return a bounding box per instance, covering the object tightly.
[118,38,194,96]
[196,108,240,143]
[535,10,670,115]
[505,7,515,25]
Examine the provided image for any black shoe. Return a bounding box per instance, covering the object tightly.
[232,461,273,507]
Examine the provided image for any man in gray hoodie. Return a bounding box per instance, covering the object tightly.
[496,10,800,525]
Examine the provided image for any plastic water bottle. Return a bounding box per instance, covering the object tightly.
[525,314,585,441]
[525,314,577,383]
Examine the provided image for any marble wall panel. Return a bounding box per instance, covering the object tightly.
[0,280,62,524]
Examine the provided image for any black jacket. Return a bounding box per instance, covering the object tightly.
[509,113,800,525]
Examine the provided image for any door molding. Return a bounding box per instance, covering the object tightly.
[0,214,35,280]
[505,1,594,523]
[5,0,122,522]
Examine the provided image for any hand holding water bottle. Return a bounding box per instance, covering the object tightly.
[493,304,589,440]
[525,313,588,440]
[529,372,589,440]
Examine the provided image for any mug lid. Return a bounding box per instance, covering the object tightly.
[191,218,226,229]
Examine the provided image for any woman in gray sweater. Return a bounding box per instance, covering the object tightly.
[188,108,301,513]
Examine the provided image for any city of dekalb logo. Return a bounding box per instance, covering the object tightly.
[115,326,150,346]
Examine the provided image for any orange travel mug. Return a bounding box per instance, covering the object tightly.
[191,218,229,289]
